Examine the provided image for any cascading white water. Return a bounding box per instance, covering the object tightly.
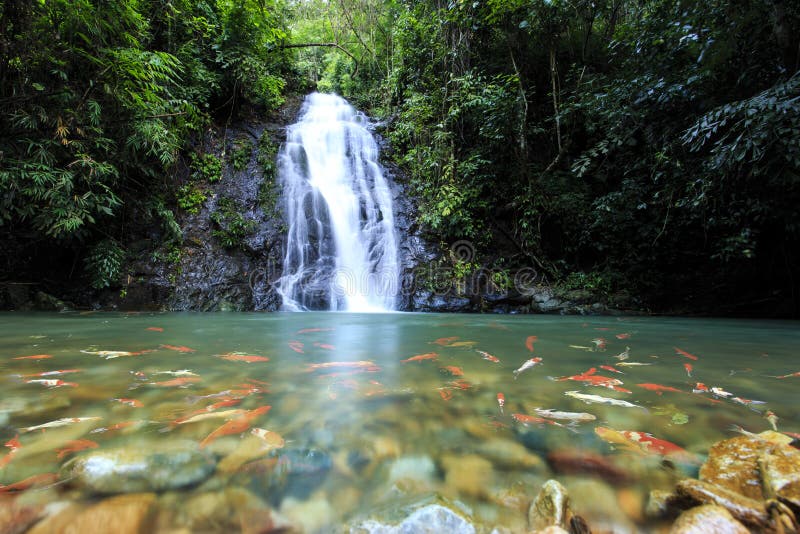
[277,93,399,312]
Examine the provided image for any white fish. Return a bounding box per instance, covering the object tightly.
[710,387,733,398]
[613,346,631,361]
[564,390,647,410]
[18,416,101,433]
[81,349,137,359]
[154,370,199,377]
[615,362,654,367]
[513,357,542,379]
[533,408,596,422]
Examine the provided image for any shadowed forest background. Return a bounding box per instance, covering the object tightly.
[1,0,798,316]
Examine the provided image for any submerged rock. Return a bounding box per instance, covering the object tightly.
[528,479,570,531]
[669,504,749,534]
[62,440,216,494]
[265,447,332,501]
[349,503,476,534]
[29,494,156,534]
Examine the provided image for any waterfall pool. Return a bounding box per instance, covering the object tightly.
[1,311,798,531]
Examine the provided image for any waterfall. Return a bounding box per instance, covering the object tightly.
[276,93,399,312]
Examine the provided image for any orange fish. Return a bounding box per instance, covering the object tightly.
[146,327,164,332]
[441,365,464,376]
[600,365,624,374]
[56,439,99,459]
[313,342,335,350]
[112,398,143,408]
[554,367,628,392]
[219,353,270,363]
[0,473,58,493]
[297,328,334,334]
[12,354,52,360]
[206,398,242,411]
[438,389,453,401]
[636,383,684,395]
[673,347,699,360]
[525,335,538,352]
[401,352,438,363]
[160,344,196,353]
[151,377,201,387]
[432,337,459,346]
[199,406,271,448]
[476,350,499,363]
[497,393,505,413]
[288,341,304,354]
[615,333,632,339]
[683,363,693,377]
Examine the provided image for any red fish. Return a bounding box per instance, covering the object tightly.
[146,327,164,332]
[600,365,624,374]
[313,342,335,350]
[432,337,459,346]
[112,398,143,408]
[525,335,538,352]
[56,439,99,459]
[288,341,304,354]
[775,371,800,379]
[673,347,699,361]
[594,427,698,463]
[692,382,709,393]
[0,473,58,493]
[683,363,693,377]
[636,383,684,395]
[615,333,632,339]
[441,365,464,377]
[497,393,505,414]
[160,344,196,353]
[476,350,499,363]
[401,352,438,363]
[12,354,53,360]
[219,353,270,363]
[555,367,627,391]
[439,389,453,401]
[297,328,334,334]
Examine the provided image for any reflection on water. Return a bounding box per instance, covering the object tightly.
[1,312,799,531]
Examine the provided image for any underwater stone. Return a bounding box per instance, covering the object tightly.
[528,479,570,531]
[62,440,215,494]
[669,504,748,534]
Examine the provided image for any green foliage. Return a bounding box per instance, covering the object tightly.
[191,153,223,183]
[84,239,126,289]
[558,272,613,296]
[0,0,289,277]
[176,185,208,214]
[231,140,253,172]
[210,197,256,249]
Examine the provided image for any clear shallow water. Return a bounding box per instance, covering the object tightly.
[1,312,799,531]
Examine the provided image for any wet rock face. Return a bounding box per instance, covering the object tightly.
[699,434,800,505]
[669,504,749,534]
[62,440,216,494]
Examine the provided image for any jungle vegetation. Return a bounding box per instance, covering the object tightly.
[2,0,799,315]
